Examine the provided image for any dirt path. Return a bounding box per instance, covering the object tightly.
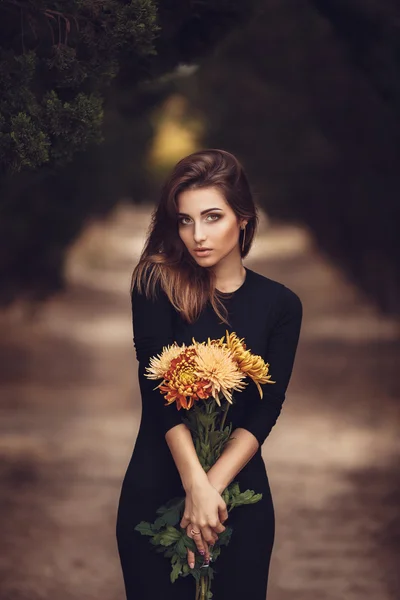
[0,204,399,600]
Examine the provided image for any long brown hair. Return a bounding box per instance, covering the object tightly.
[131,148,259,324]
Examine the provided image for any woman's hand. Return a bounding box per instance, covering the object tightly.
[185,524,211,569]
[180,479,228,545]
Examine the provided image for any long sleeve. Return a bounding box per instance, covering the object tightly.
[240,285,303,447]
[131,277,184,437]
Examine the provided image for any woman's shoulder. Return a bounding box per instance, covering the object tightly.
[247,268,303,314]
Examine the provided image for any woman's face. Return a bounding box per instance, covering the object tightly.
[176,186,245,267]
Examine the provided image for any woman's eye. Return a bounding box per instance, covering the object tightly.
[178,214,221,225]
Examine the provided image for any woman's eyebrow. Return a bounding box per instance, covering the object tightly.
[178,207,223,216]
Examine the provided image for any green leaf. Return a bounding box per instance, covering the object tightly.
[241,490,253,500]
[154,507,180,530]
[150,534,161,545]
[221,489,230,504]
[170,558,182,583]
[159,525,181,547]
[201,441,211,453]
[232,489,263,507]
[182,533,197,552]
[153,497,185,530]
[164,546,176,558]
[217,525,233,546]
[155,496,185,515]
[198,413,216,427]
[249,493,263,503]
[230,482,240,496]
[208,431,223,445]
[175,535,188,559]
[211,546,221,561]
[191,568,201,582]
[134,521,155,536]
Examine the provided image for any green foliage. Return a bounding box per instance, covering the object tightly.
[152,525,182,547]
[225,482,263,510]
[171,554,183,582]
[9,112,51,171]
[182,399,233,470]
[0,0,159,173]
[153,496,185,530]
[134,521,156,536]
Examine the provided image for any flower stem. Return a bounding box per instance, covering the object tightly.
[200,574,207,599]
[220,402,230,431]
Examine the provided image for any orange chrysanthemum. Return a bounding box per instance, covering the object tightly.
[144,330,276,412]
[157,347,212,410]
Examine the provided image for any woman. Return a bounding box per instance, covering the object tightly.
[116,148,303,599]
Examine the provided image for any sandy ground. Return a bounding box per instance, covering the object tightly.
[0,204,399,600]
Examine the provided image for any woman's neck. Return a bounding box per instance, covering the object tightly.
[212,259,246,294]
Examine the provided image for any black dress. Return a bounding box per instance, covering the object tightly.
[116,266,302,600]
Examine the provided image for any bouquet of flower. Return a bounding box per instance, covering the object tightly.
[135,331,275,600]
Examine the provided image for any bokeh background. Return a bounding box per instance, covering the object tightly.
[0,1,399,599]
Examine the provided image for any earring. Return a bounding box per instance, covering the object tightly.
[241,225,246,252]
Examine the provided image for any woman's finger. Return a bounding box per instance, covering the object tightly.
[187,547,196,569]
[180,514,190,529]
[200,524,218,545]
[208,527,219,542]
[187,524,206,557]
[212,520,226,534]
[202,539,210,564]
[186,539,211,567]
[218,501,229,524]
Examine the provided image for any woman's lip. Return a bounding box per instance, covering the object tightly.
[194,249,212,252]
[194,249,213,256]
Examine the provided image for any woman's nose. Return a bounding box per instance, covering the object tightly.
[193,224,206,244]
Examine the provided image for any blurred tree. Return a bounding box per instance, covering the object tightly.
[0,0,257,304]
[188,0,400,315]
[311,0,400,112]
[0,0,159,174]
[0,0,255,175]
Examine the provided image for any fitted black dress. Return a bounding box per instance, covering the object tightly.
[116,266,302,600]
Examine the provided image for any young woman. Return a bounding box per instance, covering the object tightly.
[116,149,303,599]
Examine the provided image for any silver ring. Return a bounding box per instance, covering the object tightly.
[190,528,201,535]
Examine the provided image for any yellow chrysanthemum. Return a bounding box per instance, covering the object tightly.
[193,341,247,406]
[225,330,275,398]
[145,343,185,380]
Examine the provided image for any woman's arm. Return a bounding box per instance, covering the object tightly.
[206,428,259,494]
[165,423,208,492]
[132,278,185,436]
[206,285,303,492]
[240,286,303,447]
[168,424,228,545]
[132,274,228,545]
